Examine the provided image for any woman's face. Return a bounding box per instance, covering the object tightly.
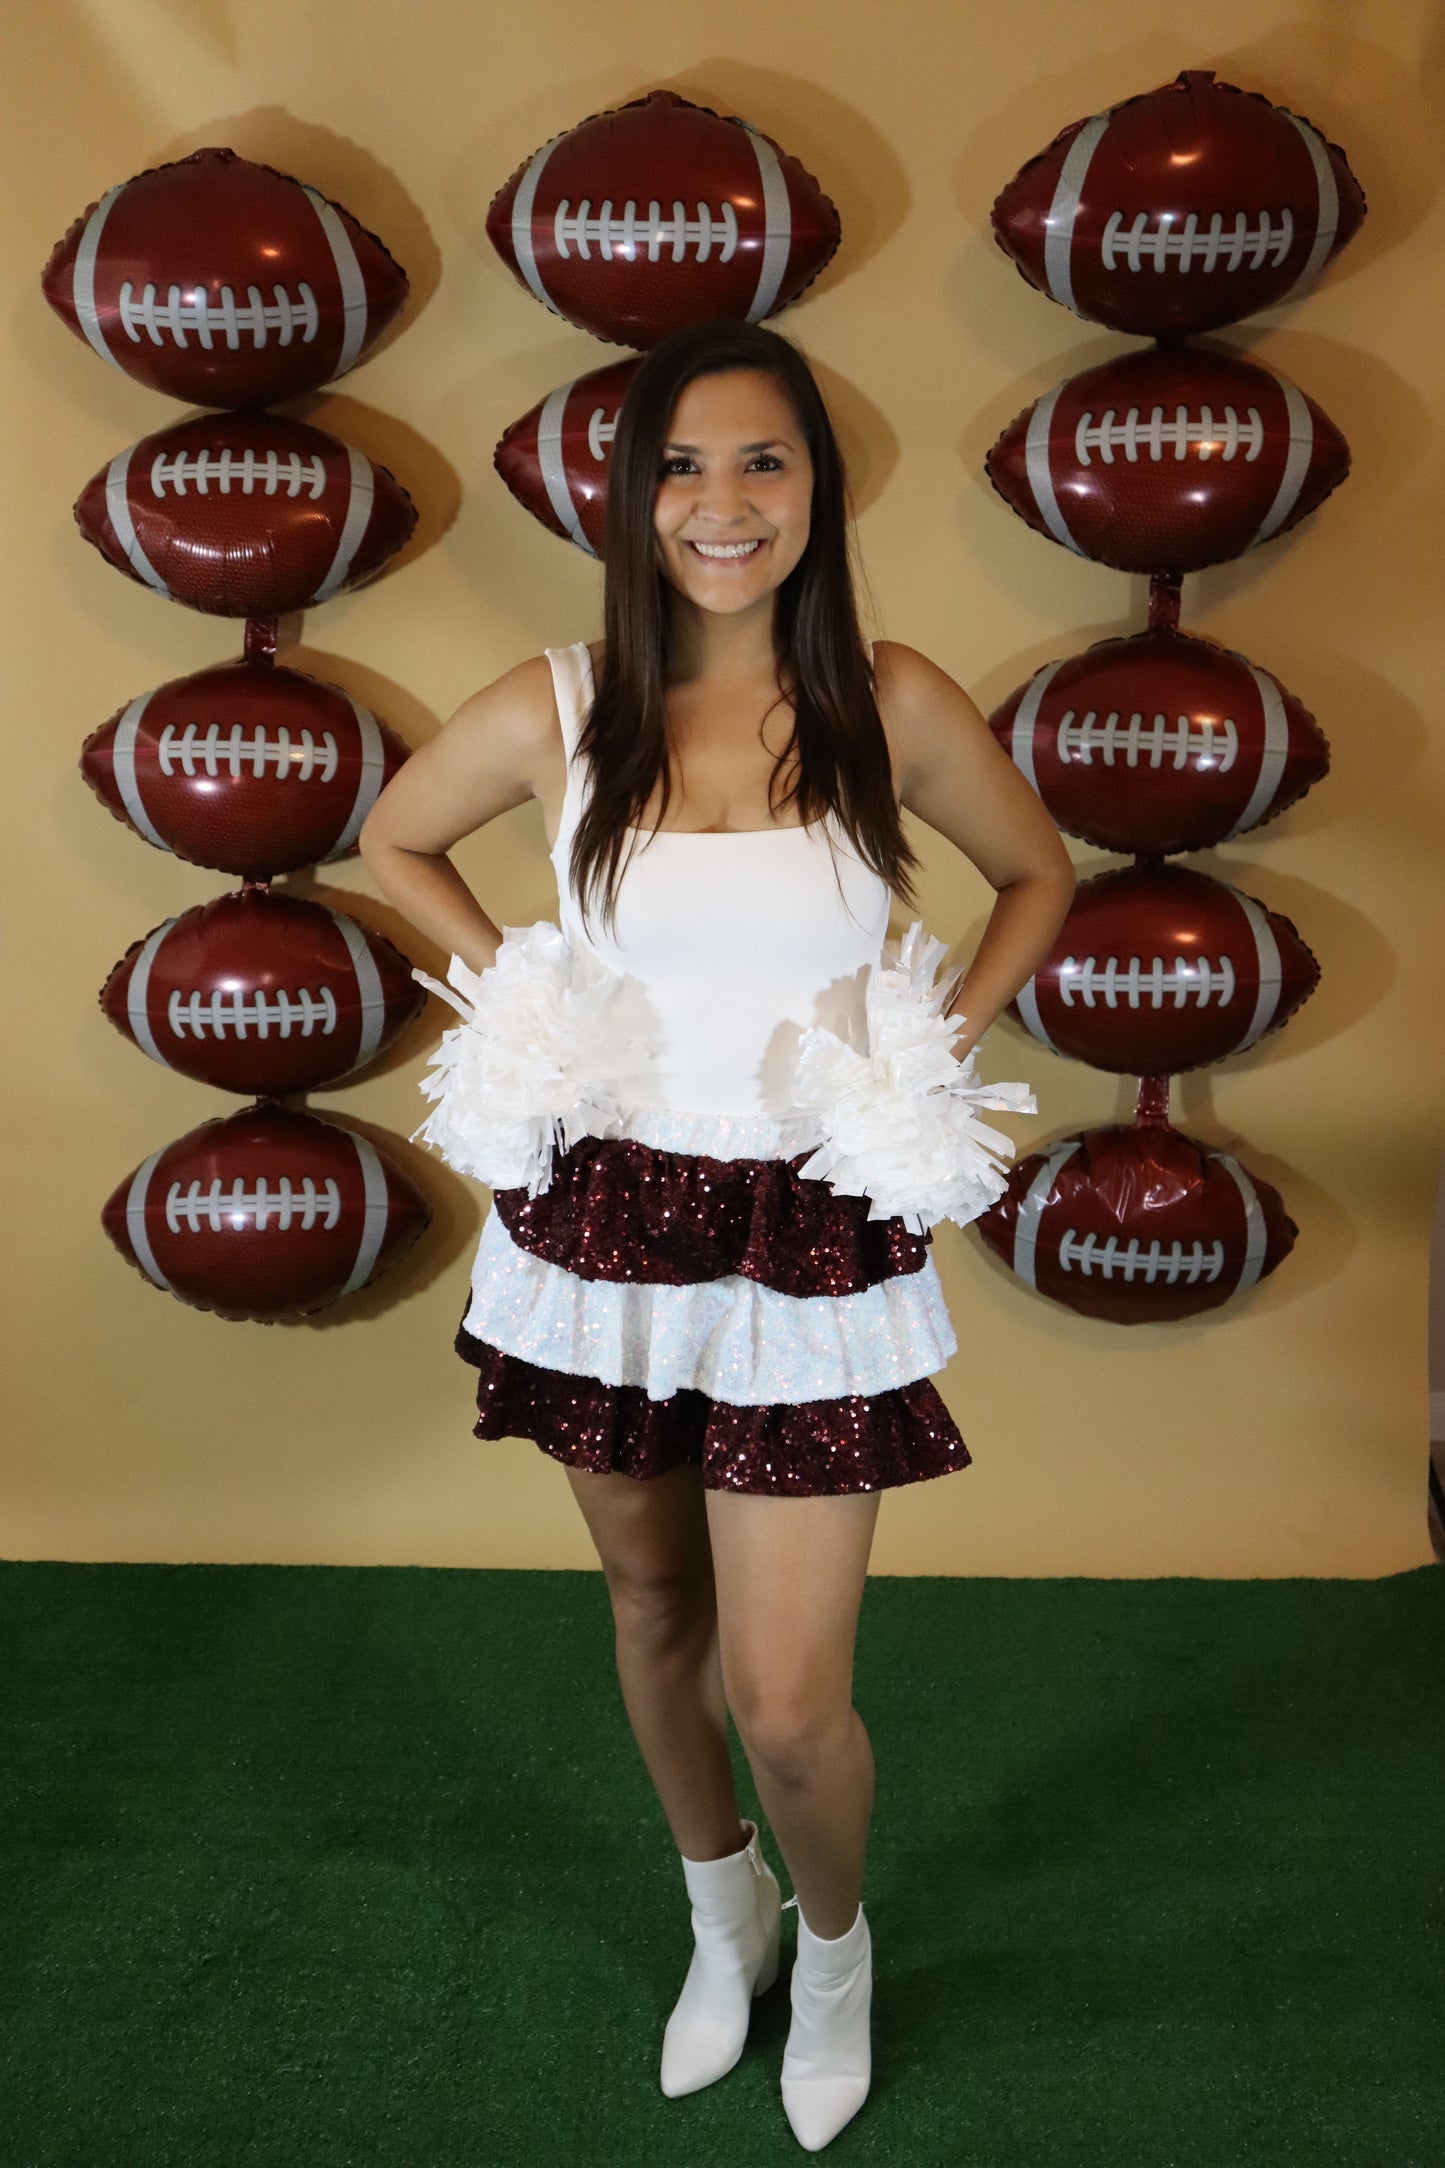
[652,368,814,621]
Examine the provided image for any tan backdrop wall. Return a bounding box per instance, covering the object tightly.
[5,0,1442,1576]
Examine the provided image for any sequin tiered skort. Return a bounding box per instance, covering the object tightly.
[456,1108,971,1496]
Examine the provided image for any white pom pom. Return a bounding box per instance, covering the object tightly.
[789,920,1038,1235]
[411,923,650,1196]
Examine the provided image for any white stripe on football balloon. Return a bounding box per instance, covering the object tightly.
[327,910,387,1070]
[536,381,596,555]
[1012,1140,1080,1289]
[1023,382,1083,554]
[1249,379,1315,546]
[125,1148,173,1291]
[1042,110,1110,313]
[311,445,374,601]
[1224,667,1291,840]
[339,1132,390,1296]
[511,135,566,314]
[1011,658,1069,793]
[72,184,126,368]
[105,446,170,595]
[124,918,178,1066]
[325,698,386,859]
[1213,1152,1268,1294]
[301,185,369,374]
[111,692,168,848]
[1013,974,1056,1051]
[1223,883,1284,1049]
[1278,112,1340,301]
[742,125,792,321]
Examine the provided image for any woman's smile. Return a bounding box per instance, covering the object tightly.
[686,537,768,561]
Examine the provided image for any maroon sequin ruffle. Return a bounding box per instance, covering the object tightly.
[457,1327,971,1496]
[493,1134,929,1296]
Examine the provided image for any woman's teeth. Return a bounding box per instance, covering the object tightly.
[688,539,765,559]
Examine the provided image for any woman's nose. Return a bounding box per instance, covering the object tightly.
[692,471,751,524]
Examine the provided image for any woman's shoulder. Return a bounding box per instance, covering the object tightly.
[869,638,981,720]
[868,639,994,790]
[435,652,571,773]
[868,638,937,697]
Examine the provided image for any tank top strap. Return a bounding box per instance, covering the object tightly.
[545,642,594,761]
[545,642,596,876]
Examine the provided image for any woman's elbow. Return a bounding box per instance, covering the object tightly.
[356,808,390,871]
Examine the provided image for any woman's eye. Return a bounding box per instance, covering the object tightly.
[748,454,783,472]
[660,457,696,478]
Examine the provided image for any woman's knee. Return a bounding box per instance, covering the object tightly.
[726,1674,857,1783]
[565,1464,716,1658]
[606,1560,716,1660]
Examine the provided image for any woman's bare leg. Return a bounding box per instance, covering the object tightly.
[704,1489,881,1938]
[564,1462,746,1861]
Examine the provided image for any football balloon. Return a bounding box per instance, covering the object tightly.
[989,627,1329,855]
[1011,862,1320,1074]
[494,356,640,555]
[43,147,408,407]
[992,69,1366,340]
[81,660,410,879]
[976,1119,1297,1322]
[99,891,424,1096]
[488,89,840,348]
[74,412,416,616]
[102,1102,430,1321]
[985,346,1349,573]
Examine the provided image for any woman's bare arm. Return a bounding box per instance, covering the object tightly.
[874,640,1076,1060]
[358,655,561,976]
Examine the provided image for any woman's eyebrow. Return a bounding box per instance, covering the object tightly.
[662,439,790,454]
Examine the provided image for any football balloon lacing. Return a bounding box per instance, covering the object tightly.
[164,1175,341,1234]
[166,986,339,1040]
[118,280,321,348]
[1056,955,1236,1009]
[156,722,340,783]
[1057,708,1239,771]
[148,449,328,498]
[1100,208,1294,276]
[552,199,740,263]
[1074,406,1264,464]
[586,407,618,461]
[1057,1229,1225,1284]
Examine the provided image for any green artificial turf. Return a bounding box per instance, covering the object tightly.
[3,1561,1442,2166]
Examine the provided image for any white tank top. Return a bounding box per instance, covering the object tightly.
[546,642,892,1120]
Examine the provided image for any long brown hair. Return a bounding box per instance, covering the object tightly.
[570,318,919,934]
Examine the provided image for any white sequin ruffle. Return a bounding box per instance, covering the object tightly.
[463,1208,957,1407]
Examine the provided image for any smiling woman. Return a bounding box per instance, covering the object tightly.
[358,317,1074,2151]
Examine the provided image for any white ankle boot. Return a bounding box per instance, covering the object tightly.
[780,1902,872,2151]
[660,1818,782,2098]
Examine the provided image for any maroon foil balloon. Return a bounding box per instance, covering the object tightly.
[81,660,410,878]
[977,1117,1297,1323]
[495,355,641,555]
[42,148,408,408]
[102,1102,430,1321]
[989,626,1329,856]
[1010,862,1319,1074]
[487,90,840,350]
[985,346,1349,574]
[991,69,1366,340]
[99,891,424,1095]
[74,412,417,617]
